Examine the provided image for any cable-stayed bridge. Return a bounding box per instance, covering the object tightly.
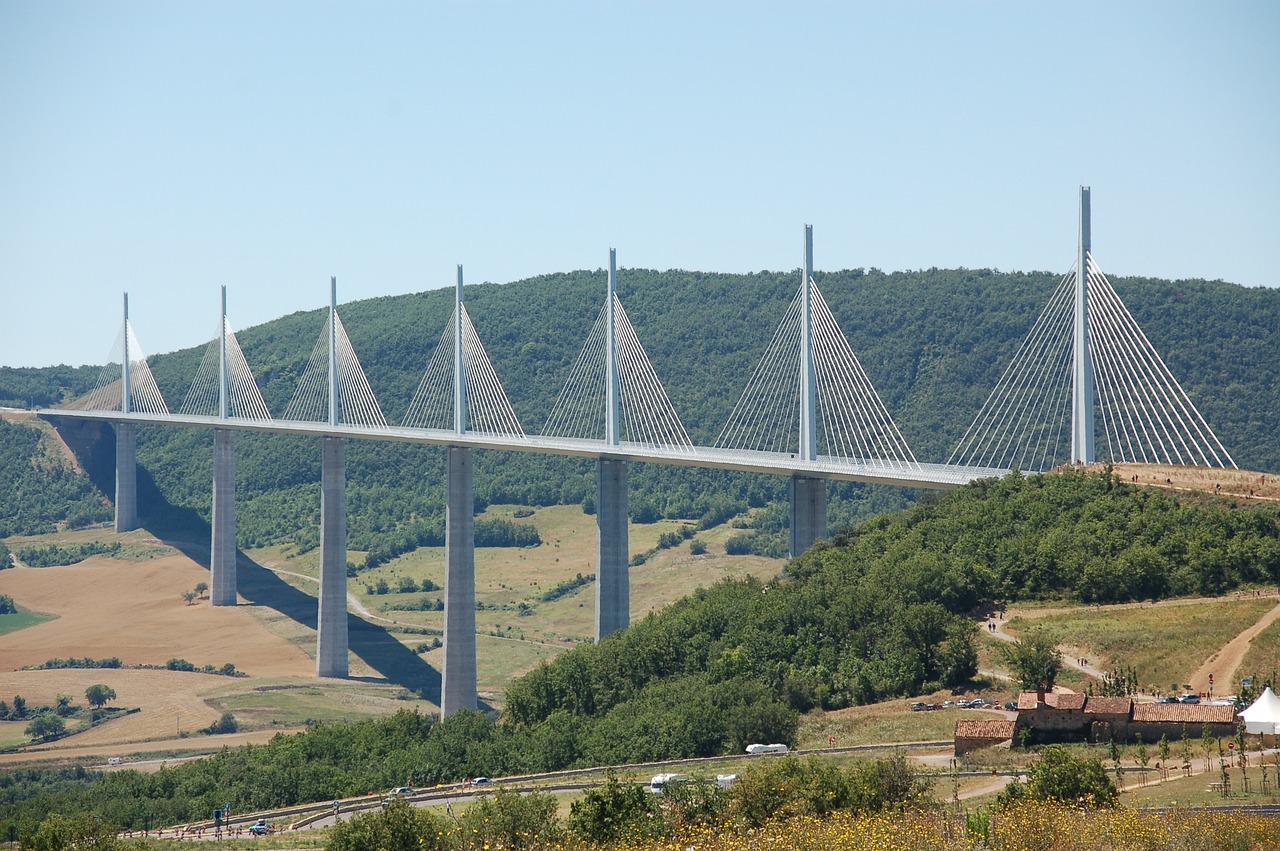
[38,189,1234,714]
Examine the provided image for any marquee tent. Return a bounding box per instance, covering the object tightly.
[1239,686,1280,735]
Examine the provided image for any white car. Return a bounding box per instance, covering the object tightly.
[745,743,789,755]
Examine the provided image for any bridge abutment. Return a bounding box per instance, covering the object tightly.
[210,428,237,606]
[595,457,630,640]
[789,474,827,558]
[114,423,137,532]
[442,445,477,716]
[317,436,349,678]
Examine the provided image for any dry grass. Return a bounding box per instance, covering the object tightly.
[1237,618,1280,686]
[1004,597,1275,693]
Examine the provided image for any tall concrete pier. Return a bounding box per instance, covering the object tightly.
[595,456,630,638]
[789,225,826,558]
[210,428,237,605]
[114,423,138,532]
[442,445,477,715]
[316,435,348,677]
[788,475,826,558]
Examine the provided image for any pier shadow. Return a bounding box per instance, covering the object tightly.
[51,417,443,704]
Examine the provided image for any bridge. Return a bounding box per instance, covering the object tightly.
[38,188,1233,715]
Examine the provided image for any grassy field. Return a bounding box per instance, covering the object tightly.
[1004,598,1275,693]
[0,609,56,635]
[1237,617,1280,686]
[1121,753,1280,807]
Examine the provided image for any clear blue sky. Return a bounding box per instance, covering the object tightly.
[2,1,1277,369]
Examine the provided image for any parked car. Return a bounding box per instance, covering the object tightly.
[745,743,790,755]
[248,820,272,836]
[1159,696,1180,704]
[1180,694,1201,704]
[389,786,413,796]
[1004,701,1019,711]
[472,777,490,786]
[910,702,926,712]
[968,698,990,708]
[942,700,956,709]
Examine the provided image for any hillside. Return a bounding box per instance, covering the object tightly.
[3,467,1279,836]
[1,267,1278,552]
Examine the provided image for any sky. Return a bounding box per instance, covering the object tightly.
[2,1,1277,369]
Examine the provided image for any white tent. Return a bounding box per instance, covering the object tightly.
[1239,686,1280,734]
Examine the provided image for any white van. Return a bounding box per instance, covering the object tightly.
[745,743,789,755]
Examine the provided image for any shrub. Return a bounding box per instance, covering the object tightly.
[459,788,561,848]
[568,772,660,843]
[327,798,449,851]
[202,711,239,735]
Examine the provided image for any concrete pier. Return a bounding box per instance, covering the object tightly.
[595,457,630,640]
[114,423,138,532]
[789,474,827,558]
[441,446,477,716]
[317,436,349,678]
[210,428,237,606]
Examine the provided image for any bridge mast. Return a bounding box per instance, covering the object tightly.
[318,276,349,677]
[113,293,138,532]
[443,266,478,716]
[211,286,237,606]
[800,225,816,462]
[1071,186,1096,464]
[790,225,826,557]
[597,248,629,640]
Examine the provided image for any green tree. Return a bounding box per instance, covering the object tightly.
[23,812,123,851]
[1000,632,1063,691]
[11,694,26,718]
[85,684,116,709]
[25,714,66,742]
[194,581,209,598]
[182,589,197,605]
[999,745,1117,808]
[54,694,74,717]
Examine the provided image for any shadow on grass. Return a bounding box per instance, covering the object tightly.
[53,417,444,705]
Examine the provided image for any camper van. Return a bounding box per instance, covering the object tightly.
[745,743,789,755]
[647,773,687,793]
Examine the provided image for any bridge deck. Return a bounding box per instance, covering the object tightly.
[38,409,1008,490]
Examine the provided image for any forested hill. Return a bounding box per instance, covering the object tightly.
[1,267,1277,544]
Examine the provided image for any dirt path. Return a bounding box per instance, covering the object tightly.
[1187,600,1280,695]
[987,613,1109,683]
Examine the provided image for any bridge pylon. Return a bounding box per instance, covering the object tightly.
[951,187,1235,472]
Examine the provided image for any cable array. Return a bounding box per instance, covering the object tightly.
[79,323,170,415]
[1086,257,1234,468]
[948,271,1075,471]
[543,294,692,448]
[950,257,1235,471]
[178,318,272,419]
[401,305,525,436]
[811,284,918,465]
[715,279,917,466]
[281,311,387,427]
